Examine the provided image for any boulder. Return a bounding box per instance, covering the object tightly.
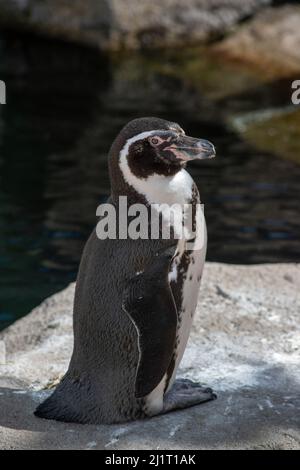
[230,108,300,165]
[0,0,271,49]
[0,262,299,449]
[214,5,300,76]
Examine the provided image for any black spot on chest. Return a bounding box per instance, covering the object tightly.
[170,251,192,316]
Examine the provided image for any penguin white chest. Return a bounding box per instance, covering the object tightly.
[167,221,207,390]
[125,166,206,414]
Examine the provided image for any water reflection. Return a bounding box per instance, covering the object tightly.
[0,34,299,328]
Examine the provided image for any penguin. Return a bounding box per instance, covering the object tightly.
[34,117,216,424]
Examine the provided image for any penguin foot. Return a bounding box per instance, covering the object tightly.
[163,379,216,413]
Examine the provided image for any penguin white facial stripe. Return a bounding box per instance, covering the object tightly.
[119,132,194,206]
[170,127,185,135]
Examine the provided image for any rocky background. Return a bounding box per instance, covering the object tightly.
[0,1,299,73]
[0,263,299,449]
[0,1,272,49]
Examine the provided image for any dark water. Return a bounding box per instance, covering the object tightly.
[0,34,299,329]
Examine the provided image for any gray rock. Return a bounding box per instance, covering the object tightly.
[0,262,299,449]
[0,0,271,49]
[0,341,5,365]
[214,5,300,76]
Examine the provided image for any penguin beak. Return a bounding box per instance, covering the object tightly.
[165,136,216,162]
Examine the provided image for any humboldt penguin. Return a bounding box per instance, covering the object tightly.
[35,117,216,424]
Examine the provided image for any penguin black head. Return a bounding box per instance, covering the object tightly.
[109,117,215,196]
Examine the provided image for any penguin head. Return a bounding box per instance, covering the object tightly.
[109,117,215,195]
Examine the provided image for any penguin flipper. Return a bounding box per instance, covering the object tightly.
[122,251,177,399]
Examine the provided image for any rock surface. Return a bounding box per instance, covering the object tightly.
[0,262,299,450]
[230,107,300,165]
[0,0,271,49]
[214,5,300,76]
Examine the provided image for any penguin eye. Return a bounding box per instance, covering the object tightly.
[149,137,160,146]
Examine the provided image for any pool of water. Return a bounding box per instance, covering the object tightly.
[0,33,299,329]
